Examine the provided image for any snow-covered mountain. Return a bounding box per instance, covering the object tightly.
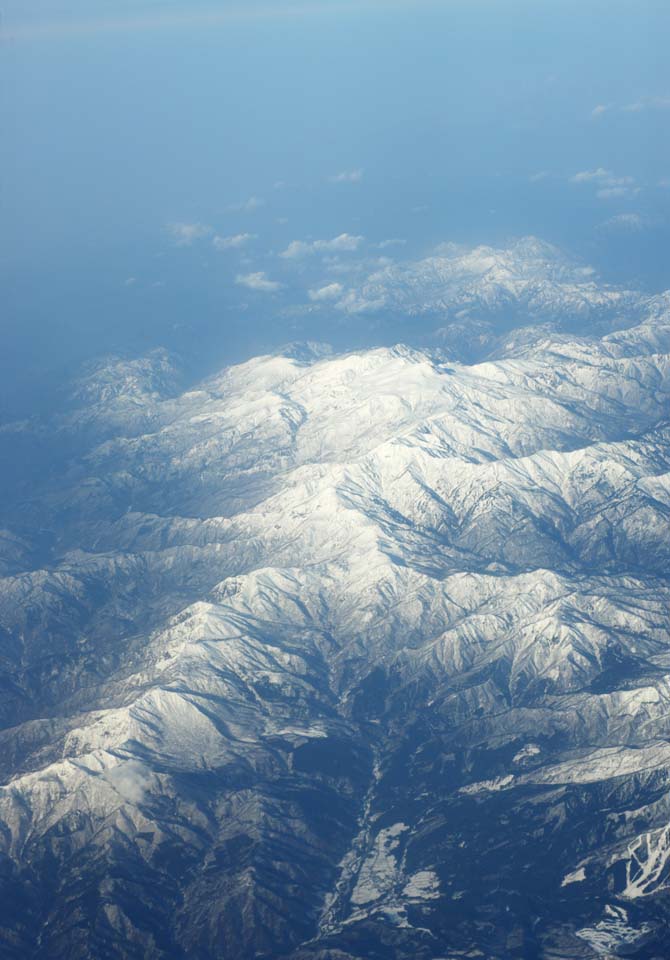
[1,240,670,958]
[284,236,663,367]
[316,236,649,358]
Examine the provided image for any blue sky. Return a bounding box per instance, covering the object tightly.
[2,0,670,413]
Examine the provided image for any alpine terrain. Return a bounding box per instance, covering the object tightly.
[2,240,670,959]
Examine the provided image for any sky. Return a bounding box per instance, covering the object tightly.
[2,0,670,415]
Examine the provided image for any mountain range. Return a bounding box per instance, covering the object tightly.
[1,239,670,958]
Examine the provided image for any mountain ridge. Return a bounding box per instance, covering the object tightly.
[2,240,670,957]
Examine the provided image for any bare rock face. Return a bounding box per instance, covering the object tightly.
[2,242,670,958]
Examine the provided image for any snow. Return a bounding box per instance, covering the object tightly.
[521,742,670,787]
[403,870,440,900]
[460,775,514,795]
[577,905,653,956]
[561,867,586,887]
[513,743,541,764]
[621,825,670,898]
[351,823,408,905]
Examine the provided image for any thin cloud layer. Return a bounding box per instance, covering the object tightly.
[593,96,670,117]
[377,238,406,249]
[102,761,151,805]
[167,222,213,246]
[328,169,364,183]
[570,168,637,200]
[229,196,265,213]
[599,213,648,233]
[8,3,433,40]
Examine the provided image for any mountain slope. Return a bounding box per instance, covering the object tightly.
[1,244,670,958]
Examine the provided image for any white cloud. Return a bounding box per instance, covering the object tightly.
[596,187,628,200]
[281,240,312,259]
[102,760,151,805]
[622,96,670,113]
[328,168,364,183]
[213,233,256,250]
[167,221,213,246]
[235,271,282,293]
[280,233,364,259]
[530,170,551,182]
[570,168,637,199]
[592,96,670,117]
[323,233,364,251]
[570,168,613,184]
[308,282,344,302]
[335,290,386,314]
[600,213,647,232]
[230,196,265,212]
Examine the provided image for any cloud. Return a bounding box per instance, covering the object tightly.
[229,196,265,213]
[377,238,406,249]
[335,290,386,314]
[213,233,256,251]
[102,760,151,805]
[592,96,670,117]
[570,168,637,199]
[9,3,436,41]
[622,96,670,113]
[235,271,282,292]
[570,168,613,184]
[308,282,344,302]
[599,213,648,233]
[596,187,629,200]
[280,240,311,259]
[328,169,364,183]
[280,233,364,258]
[529,170,551,182]
[167,221,213,246]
